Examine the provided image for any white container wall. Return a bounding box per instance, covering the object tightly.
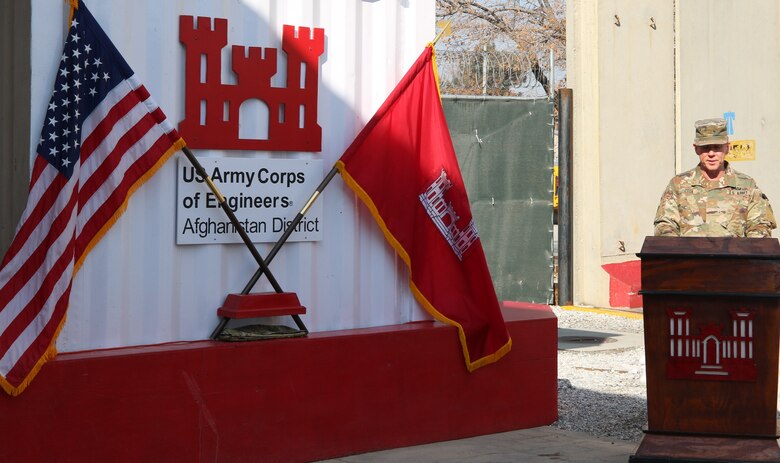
[29,0,435,352]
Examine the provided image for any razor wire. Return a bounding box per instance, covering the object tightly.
[434,48,549,97]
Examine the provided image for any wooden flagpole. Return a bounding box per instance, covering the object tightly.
[179,146,285,295]
[239,166,339,295]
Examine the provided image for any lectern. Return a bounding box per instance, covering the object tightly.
[632,236,780,462]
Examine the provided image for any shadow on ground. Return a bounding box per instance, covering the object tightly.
[554,379,647,442]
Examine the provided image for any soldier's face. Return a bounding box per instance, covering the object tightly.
[694,143,729,178]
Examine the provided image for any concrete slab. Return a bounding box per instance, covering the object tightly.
[558,328,644,352]
[316,426,639,463]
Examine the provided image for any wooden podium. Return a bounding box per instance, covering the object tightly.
[632,237,780,462]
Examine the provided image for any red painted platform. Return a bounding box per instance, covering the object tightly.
[602,260,643,308]
[0,302,557,463]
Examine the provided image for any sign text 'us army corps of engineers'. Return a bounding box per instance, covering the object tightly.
[176,158,323,245]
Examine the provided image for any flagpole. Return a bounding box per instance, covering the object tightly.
[180,146,284,295]
[240,166,339,295]
[432,20,451,46]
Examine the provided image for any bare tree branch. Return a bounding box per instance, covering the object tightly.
[436,0,565,97]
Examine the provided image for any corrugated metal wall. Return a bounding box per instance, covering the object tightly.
[25,0,434,352]
[0,1,31,258]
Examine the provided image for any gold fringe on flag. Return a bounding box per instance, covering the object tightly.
[68,0,79,30]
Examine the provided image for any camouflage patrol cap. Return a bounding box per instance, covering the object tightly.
[694,118,729,146]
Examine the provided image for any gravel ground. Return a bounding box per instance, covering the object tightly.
[552,306,648,442]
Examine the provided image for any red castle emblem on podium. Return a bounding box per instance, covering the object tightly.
[666,308,757,382]
[179,16,324,152]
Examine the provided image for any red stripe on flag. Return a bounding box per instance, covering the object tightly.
[167,128,181,141]
[134,84,151,102]
[76,133,174,257]
[78,109,157,209]
[0,234,75,361]
[28,156,50,193]
[79,89,142,160]
[4,271,73,388]
[149,107,166,124]
[0,185,77,311]
[0,174,69,268]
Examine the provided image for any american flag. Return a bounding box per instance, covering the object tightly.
[0,1,184,396]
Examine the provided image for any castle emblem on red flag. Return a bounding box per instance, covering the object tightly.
[419,169,480,261]
[179,16,324,152]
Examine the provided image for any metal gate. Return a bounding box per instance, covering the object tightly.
[443,95,554,304]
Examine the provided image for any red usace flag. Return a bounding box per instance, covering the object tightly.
[336,45,512,371]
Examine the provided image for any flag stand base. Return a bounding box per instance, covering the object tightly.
[210,292,308,340]
[216,323,307,341]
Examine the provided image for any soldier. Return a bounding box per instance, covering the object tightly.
[654,118,776,237]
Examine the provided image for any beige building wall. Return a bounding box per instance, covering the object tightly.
[566,0,780,307]
[678,1,780,204]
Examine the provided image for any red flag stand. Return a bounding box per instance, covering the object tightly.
[217,293,306,319]
[212,293,308,341]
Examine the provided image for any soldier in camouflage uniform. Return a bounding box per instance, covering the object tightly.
[654,118,776,237]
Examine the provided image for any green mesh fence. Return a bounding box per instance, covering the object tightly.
[443,96,554,304]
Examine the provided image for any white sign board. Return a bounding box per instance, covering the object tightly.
[176,158,323,244]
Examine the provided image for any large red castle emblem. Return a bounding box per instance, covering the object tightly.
[666,308,756,382]
[179,16,324,151]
